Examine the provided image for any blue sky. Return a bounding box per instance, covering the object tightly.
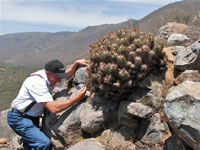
[0,0,182,35]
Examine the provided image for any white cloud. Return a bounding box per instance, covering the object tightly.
[1,1,128,28]
[106,0,182,5]
[0,0,182,31]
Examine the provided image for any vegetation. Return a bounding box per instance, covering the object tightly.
[0,62,39,111]
[86,28,167,101]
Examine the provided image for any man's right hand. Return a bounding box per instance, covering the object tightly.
[76,88,87,100]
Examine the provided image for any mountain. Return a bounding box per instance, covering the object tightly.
[138,0,200,33]
[0,0,199,67]
[0,19,138,66]
[0,32,75,66]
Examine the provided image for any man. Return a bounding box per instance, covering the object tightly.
[7,59,88,150]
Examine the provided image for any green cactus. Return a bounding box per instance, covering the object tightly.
[87,28,166,101]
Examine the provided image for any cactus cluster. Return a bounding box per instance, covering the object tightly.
[87,28,166,101]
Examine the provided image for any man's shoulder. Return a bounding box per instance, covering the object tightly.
[31,70,45,77]
[26,70,47,84]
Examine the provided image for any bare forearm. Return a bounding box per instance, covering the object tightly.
[44,96,81,114]
[65,61,78,79]
[65,59,88,80]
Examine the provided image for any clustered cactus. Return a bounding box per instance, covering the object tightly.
[87,28,166,101]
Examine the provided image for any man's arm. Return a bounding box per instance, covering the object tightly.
[42,88,86,114]
[65,59,88,80]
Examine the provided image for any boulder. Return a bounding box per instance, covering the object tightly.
[67,138,106,150]
[159,22,188,38]
[139,76,164,111]
[174,70,200,85]
[118,101,153,119]
[80,103,105,134]
[167,34,189,46]
[74,67,88,84]
[6,135,23,150]
[164,80,200,149]
[174,39,200,70]
[42,86,117,148]
[0,110,15,141]
[171,46,186,55]
[135,113,171,150]
[164,135,187,150]
[80,95,117,134]
[98,128,136,150]
[138,113,171,144]
[42,84,89,148]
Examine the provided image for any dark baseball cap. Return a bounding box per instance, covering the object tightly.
[45,60,68,79]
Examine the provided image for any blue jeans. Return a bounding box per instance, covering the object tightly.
[7,108,50,150]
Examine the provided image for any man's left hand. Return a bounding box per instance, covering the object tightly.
[76,59,89,66]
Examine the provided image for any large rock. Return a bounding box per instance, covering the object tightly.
[98,127,136,150]
[42,84,89,149]
[74,67,88,84]
[159,22,188,38]
[43,86,117,149]
[174,70,200,85]
[138,75,164,111]
[118,101,153,119]
[164,80,200,149]
[135,113,171,150]
[80,103,104,134]
[0,110,15,141]
[171,46,186,55]
[174,40,200,70]
[118,101,152,129]
[6,135,23,150]
[67,138,106,150]
[163,46,186,62]
[164,135,187,150]
[80,95,117,134]
[167,34,189,46]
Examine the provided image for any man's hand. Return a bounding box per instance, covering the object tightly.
[75,59,89,66]
[76,87,87,100]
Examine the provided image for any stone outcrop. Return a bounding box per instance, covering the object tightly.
[167,34,189,46]
[159,22,188,38]
[164,80,200,149]
[0,110,15,141]
[67,138,106,150]
[174,39,200,70]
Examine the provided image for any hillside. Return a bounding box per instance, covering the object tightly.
[139,0,200,33]
[0,32,75,66]
[21,19,138,66]
[0,0,199,67]
[0,63,38,111]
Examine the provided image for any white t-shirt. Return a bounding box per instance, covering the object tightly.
[11,70,65,117]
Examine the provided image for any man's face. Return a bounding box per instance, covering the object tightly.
[46,71,61,86]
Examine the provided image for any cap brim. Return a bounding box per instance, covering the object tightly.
[55,73,68,79]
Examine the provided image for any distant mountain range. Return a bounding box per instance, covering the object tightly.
[0,0,199,67]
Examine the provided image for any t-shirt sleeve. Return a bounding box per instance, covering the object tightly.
[25,76,53,103]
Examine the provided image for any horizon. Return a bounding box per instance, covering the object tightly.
[0,0,183,35]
